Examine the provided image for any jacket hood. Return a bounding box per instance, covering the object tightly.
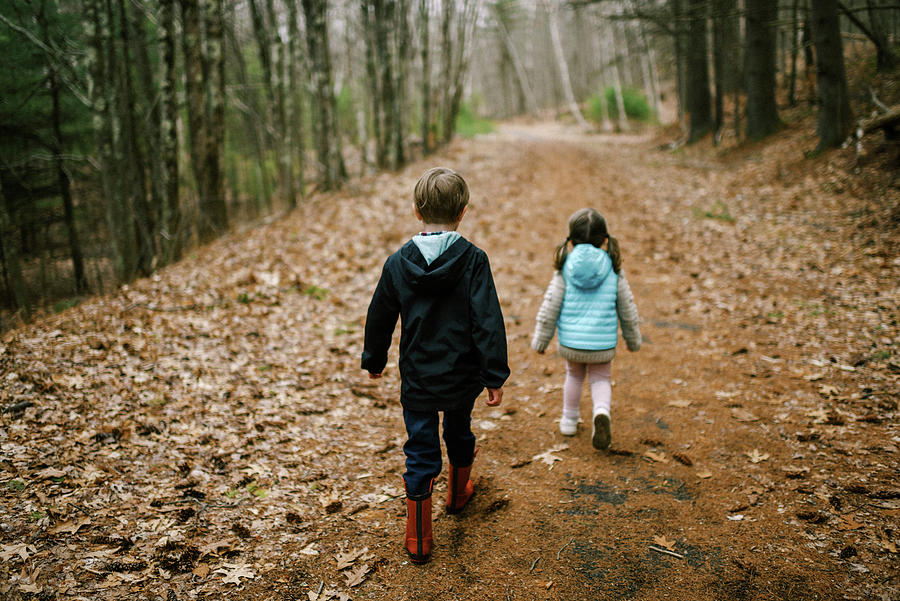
[562,244,613,290]
[398,237,471,292]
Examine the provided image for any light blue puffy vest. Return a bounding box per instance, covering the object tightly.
[557,244,619,350]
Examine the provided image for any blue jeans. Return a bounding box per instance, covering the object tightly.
[402,399,476,499]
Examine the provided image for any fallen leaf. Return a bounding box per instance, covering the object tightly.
[804,372,826,381]
[344,563,370,587]
[667,399,692,408]
[49,517,91,535]
[214,563,256,585]
[818,384,839,396]
[805,408,830,424]
[0,544,36,562]
[192,563,210,578]
[727,514,744,521]
[335,546,369,570]
[878,536,898,554]
[731,408,759,422]
[836,514,864,530]
[745,449,769,464]
[532,445,568,469]
[299,543,320,556]
[695,468,713,479]
[652,535,676,551]
[643,450,669,463]
[199,540,231,556]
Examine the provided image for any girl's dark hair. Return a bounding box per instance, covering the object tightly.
[553,208,622,273]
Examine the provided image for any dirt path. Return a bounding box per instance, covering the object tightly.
[1,123,897,601]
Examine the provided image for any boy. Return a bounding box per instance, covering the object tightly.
[361,167,509,564]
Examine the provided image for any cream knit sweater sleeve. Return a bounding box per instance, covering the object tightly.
[616,272,642,351]
[531,272,565,352]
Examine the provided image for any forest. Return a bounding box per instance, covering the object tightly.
[1,0,898,325]
[1,1,900,599]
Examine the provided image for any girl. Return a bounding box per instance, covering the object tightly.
[531,208,642,450]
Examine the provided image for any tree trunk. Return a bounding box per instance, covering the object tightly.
[810,0,853,150]
[38,10,87,292]
[394,0,410,167]
[226,11,271,216]
[374,0,396,168]
[419,0,434,153]
[117,0,155,275]
[604,18,629,131]
[638,19,662,122]
[266,0,296,207]
[745,0,780,139]
[303,0,346,190]
[440,0,454,143]
[160,0,182,263]
[547,1,590,130]
[492,2,538,117]
[203,0,228,239]
[865,0,898,70]
[129,1,165,260]
[0,179,29,318]
[789,0,801,105]
[89,0,135,281]
[712,0,730,141]
[286,0,306,196]
[686,0,712,142]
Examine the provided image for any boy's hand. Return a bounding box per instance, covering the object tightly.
[368,372,383,379]
[486,388,503,406]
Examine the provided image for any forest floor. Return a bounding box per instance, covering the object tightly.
[1,117,899,601]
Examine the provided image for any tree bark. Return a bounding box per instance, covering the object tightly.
[745,0,780,139]
[266,0,296,207]
[686,0,712,142]
[160,0,181,263]
[492,2,538,117]
[286,0,307,196]
[203,0,228,239]
[88,0,135,281]
[303,0,346,190]
[0,178,29,318]
[419,0,434,153]
[810,0,853,150]
[547,0,590,130]
[117,0,155,275]
[37,7,87,292]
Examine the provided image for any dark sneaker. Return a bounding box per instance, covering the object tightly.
[592,413,611,450]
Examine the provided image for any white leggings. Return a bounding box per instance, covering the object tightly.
[563,360,612,419]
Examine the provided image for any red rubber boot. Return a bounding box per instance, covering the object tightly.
[446,462,475,514]
[404,481,433,564]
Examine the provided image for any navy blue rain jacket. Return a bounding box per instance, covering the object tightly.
[361,237,509,412]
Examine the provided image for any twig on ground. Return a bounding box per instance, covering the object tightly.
[649,545,684,559]
[557,537,574,559]
[529,554,541,572]
[316,581,325,595]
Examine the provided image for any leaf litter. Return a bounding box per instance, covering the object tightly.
[1,119,898,600]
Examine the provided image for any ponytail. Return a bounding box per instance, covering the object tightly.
[607,235,622,273]
[553,237,570,271]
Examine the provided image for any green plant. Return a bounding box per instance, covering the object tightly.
[455,102,494,137]
[53,298,80,313]
[587,88,653,123]
[692,201,735,223]
[302,285,329,300]
[6,479,26,492]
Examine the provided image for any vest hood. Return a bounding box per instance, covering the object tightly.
[397,237,471,293]
[562,244,613,289]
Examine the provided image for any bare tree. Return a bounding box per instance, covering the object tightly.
[547,0,590,129]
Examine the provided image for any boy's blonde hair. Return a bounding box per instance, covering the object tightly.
[414,167,469,224]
